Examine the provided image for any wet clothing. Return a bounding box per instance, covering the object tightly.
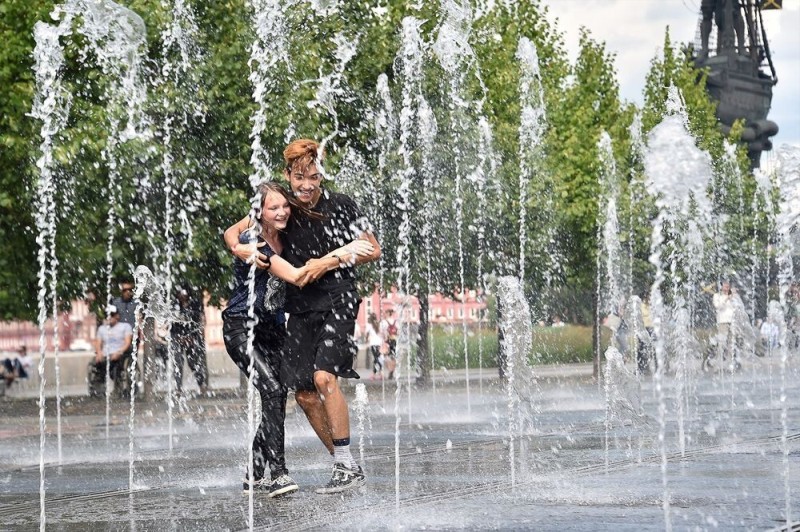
[223,318,287,479]
[283,306,360,390]
[222,231,289,481]
[222,232,286,325]
[283,190,369,314]
[281,189,369,390]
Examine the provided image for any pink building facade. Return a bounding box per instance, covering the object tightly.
[0,300,97,353]
[1,288,487,354]
[354,287,488,332]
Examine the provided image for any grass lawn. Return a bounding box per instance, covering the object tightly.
[421,324,595,369]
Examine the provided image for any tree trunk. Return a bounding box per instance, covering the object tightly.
[496,295,507,379]
[592,277,600,380]
[142,317,156,402]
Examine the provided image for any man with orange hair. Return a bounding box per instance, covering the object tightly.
[280,139,381,493]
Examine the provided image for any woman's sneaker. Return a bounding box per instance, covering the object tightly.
[242,474,299,498]
[268,474,299,498]
[315,463,365,494]
[242,478,270,494]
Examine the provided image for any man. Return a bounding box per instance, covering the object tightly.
[172,288,209,395]
[112,280,138,329]
[379,308,398,358]
[89,305,134,397]
[1,346,32,387]
[279,139,381,493]
[705,281,737,371]
[379,308,398,380]
[700,0,745,58]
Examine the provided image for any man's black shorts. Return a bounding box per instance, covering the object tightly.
[282,306,360,391]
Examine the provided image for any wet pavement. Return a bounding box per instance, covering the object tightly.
[1,360,798,531]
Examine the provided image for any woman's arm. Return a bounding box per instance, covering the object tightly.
[265,254,310,288]
[223,216,312,286]
[300,239,377,285]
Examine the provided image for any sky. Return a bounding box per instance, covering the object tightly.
[539,0,800,149]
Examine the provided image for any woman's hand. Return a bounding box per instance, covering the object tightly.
[295,265,311,288]
[300,257,337,285]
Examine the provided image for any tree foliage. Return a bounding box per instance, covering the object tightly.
[0,0,772,330]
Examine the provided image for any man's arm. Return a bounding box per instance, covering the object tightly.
[223,216,270,268]
[112,332,133,361]
[94,335,104,363]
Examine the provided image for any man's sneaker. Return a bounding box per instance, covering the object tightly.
[315,462,365,494]
[268,474,299,498]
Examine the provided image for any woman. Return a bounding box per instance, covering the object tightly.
[222,181,372,497]
[365,313,383,379]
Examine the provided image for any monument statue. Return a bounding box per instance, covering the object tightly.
[693,0,780,168]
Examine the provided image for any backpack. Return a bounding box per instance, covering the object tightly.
[387,320,398,338]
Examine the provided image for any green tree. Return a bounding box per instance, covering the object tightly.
[545,29,631,322]
[0,0,57,319]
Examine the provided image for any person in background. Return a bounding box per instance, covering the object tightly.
[759,304,781,356]
[89,305,134,398]
[379,308,398,361]
[365,313,383,379]
[638,294,655,374]
[112,280,138,329]
[1,346,33,387]
[153,318,182,395]
[704,281,737,371]
[172,288,209,395]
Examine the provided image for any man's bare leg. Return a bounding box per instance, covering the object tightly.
[311,370,364,493]
[295,389,334,454]
[313,371,351,440]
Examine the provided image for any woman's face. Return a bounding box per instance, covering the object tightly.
[261,190,291,232]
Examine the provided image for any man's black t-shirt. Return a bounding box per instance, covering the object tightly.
[283,189,370,313]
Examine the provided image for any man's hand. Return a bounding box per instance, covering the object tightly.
[232,241,270,269]
[346,239,375,257]
[95,352,103,363]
